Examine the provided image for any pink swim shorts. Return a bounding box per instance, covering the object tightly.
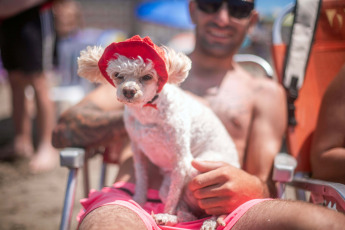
[77,181,270,230]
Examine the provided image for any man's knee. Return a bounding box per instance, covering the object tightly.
[232,199,345,230]
[79,204,147,230]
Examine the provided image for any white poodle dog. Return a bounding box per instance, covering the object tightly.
[77,35,240,229]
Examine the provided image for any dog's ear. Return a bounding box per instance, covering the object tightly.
[77,46,108,84]
[163,46,192,85]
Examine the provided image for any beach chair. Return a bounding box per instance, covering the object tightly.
[272,0,345,212]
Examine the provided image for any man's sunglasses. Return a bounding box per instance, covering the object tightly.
[195,0,254,19]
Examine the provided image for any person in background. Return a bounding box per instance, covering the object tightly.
[311,64,345,184]
[0,0,59,173]
[53,0,345,229]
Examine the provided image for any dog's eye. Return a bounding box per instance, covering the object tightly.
[141,75,152,81]
[114,73,124,80]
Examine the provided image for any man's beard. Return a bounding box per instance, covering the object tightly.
[197,23,243,58]
[199,37,238,59]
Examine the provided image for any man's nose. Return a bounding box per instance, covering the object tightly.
[214,3,231,25]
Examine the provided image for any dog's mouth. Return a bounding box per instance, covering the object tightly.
[118,96,139,104]
[117,87,158,108]
[118,94,159,108]
[117,94,147,107]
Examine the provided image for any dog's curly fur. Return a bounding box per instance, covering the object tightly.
[78,45,240,230]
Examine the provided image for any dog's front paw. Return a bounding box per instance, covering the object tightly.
[152,213,178,226]
[201,217,217,230]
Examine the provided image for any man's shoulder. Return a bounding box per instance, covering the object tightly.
[252,77,285,98]
[250,77,286,116]
[231,64,280,90]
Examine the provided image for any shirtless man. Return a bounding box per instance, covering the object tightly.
[311,64,345,184]
[53,0,345,229]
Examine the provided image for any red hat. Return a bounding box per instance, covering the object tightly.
[98,35,168,93]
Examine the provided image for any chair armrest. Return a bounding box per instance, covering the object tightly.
[273,153,297,182]
[290,177,345,212]
[60,148,85,169]
[272,153,345,213]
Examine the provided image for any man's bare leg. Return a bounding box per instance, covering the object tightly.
[233,199,345,230]
[29,72,57,173]
[7,71,34,158]
[79,205,147,230]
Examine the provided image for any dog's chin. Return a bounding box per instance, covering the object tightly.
[117,97,145,107]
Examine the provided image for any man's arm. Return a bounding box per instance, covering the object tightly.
[52,84,128,148]
[245,79,287,197]
[310,65,345,184]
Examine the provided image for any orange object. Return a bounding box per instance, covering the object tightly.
[272,0,345,173]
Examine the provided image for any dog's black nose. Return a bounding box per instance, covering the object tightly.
[123,88,136,99]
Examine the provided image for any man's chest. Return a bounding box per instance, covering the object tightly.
[181,73,255,141]
[204,84,254,139]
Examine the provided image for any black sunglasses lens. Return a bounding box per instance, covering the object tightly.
[196,0,254,19]
[227,1,254,19]
[196,0,223,14]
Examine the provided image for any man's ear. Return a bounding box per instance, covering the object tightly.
[247,10,259,34]
[189,0,198,24]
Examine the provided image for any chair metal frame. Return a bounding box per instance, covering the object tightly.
[59,148,85,230]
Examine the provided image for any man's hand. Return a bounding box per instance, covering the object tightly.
[188,160,266,215]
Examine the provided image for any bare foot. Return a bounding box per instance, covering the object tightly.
[29,143,58,174]
[0,138,34,160]
[14,136,34,158]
